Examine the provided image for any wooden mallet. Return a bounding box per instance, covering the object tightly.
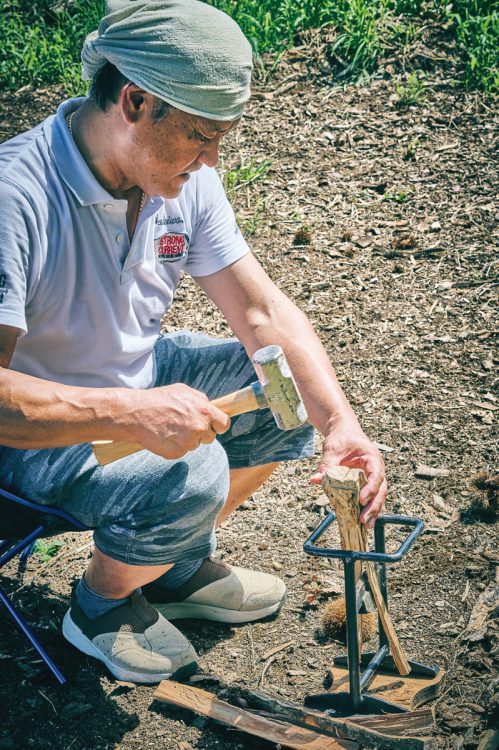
[92,344,308,465]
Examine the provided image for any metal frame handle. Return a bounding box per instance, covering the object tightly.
[303,512,425,563]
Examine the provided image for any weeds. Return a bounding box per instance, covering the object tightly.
[395,70,428,108]
[209,0,498,90]
[33,538,64,561]
[209,0,333,53]
[241,196,269,236]
[404,137,420,160]
[383,190,409,202]
[222,157,271,193]
[328,0,392,77]
[222,157,271,237]
[0,0,496,92]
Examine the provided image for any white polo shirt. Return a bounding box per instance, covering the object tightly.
[0,98,249,389]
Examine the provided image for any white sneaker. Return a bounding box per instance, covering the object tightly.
[62,590,198,684]
[144,557,287,624]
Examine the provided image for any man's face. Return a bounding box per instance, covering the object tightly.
[129,103,239,198]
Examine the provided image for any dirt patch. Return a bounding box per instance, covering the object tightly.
[0,62,497,750]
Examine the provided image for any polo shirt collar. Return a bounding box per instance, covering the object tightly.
[45,97,123,207]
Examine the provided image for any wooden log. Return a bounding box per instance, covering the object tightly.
[324,467,367,656]
[237,688,435,750]
[322,467,411,676]
[353,709,435,735]
[154,681,357,750]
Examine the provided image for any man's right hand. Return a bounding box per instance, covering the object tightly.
[0,326,229,454]
[120,383,230,459]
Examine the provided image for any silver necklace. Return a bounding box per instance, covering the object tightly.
[67,110,146,215]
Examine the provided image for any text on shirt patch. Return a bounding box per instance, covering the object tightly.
[0,274,8,303]
[154,233,190,263]
[155,216,183,226]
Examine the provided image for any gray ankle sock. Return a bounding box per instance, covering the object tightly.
[154,559,203,589]
[75,576,130,621]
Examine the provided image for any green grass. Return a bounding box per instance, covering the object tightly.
[451,0,499,91]
[0,0,103,93]
[221,157,271,235]
[0,0,497,93]
[209,0,498,90]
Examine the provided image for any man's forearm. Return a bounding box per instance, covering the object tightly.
[0,366,128,449]
[198,255,361,437]
[236,297,360,436]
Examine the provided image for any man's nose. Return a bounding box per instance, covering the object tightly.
[199,139,219,168]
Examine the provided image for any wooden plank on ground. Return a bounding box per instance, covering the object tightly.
[330,666,446,711]
[238,688,435,750]
[154,681,358,750]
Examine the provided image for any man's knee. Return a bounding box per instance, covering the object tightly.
[93,440,230,565]
[183,439,230,518]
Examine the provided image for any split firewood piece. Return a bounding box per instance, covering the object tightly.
[322,467,411,676]
[462,580,499,642]
[414,465,450,480]
[154,681,357,750]
[238,688,434,750]
[323,467,366,656]
[353,708,435,736]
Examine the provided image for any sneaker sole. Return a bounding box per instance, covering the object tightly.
[62,610,197,684]
[154,593,286,624]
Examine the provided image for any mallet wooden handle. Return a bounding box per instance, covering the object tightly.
[323,467,411,677]
[92,385,260,466]
[211,385,260,415]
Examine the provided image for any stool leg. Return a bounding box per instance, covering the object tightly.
[0,527,45,567]
[0,586,65,685]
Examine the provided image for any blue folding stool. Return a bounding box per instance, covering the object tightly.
[0,487,90,684]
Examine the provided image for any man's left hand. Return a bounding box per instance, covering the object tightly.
[309,417,387,528]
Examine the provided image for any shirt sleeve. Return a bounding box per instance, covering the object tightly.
[0,181,39,335]
[184,166,250,277]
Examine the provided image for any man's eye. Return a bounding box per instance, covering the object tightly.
[196,131,218,144]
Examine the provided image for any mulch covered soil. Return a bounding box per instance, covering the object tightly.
[0,53,497,750]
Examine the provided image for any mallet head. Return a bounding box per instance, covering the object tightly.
[251,345,308,430]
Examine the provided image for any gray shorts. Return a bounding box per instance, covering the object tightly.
[0,332,315,565]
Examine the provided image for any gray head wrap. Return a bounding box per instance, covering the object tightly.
[81,0,253,121]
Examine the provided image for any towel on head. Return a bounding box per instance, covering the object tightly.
[81,0,252,121]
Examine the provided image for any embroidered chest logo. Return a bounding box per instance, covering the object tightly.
[0,274,8,304]
[154,232,190,263]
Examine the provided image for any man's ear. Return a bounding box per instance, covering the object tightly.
[120,83,150,124]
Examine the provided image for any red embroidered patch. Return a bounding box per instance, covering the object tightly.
[154,233,189,263]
